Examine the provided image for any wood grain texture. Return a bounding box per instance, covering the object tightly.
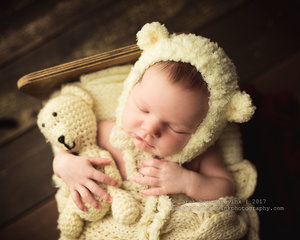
[198,0,300,83]
[252,52,300,98]
[0,127,55,226]
[0,0,245,145]
[0,198,59,240]
[18,45,141,99]
[0,0,111,67]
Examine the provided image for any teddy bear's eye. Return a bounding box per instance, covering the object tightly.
[52,112,57,117]
[41,123,45,127]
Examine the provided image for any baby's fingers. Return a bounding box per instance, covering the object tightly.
[77,186,102,210]
[71,190,87,212]
[88,157,112,166]
[140,187,164,196]
[91,171,119,187]
[86,181,112,203]
[133,175,159,187]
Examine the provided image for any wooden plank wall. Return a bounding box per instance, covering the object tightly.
[0,0,299,239]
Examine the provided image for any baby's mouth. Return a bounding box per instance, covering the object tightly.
[134,135,154,148]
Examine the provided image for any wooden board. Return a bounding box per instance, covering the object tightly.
[0,0,246,146]
[198,0,300,83]
[0,127,55,226]
[0,198,59,240]
[17,45,141,99]
[0,0,111,67]
[252,52,300,98]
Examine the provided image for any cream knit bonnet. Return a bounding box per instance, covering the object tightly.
[111,22,255,164]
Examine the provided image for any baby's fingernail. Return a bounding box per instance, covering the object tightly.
[140,190,146,195]
[96,204,102,209]
[107,196,112,203]
[113,180,119,186]
[134,177,140,183]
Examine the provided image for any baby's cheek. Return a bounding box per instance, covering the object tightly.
[160,135,190,156]
[121,110,132,132]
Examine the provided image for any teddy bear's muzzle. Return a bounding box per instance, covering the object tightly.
[58,135,76,150]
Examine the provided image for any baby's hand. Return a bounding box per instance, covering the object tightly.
[53,151,119,211]
[133,158,187,196]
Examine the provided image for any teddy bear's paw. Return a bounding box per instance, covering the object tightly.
[112,200,140,225]
[111,191,140,225]
[58,211,83,239]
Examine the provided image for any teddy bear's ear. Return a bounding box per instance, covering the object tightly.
[136,22,169,50]
[226,91,256,123]
[61,85,93,108]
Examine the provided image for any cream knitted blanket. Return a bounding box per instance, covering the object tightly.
[51,65,259,240]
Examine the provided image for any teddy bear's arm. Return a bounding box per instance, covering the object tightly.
[80,146,141,224]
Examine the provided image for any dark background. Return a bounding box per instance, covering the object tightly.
[0,0,299,239]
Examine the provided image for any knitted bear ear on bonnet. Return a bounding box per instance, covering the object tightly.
[136,22,169,50]
[61,85,93,108]
[226,91,255,123]
[113,22,255,164]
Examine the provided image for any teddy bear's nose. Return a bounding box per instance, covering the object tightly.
[58,135,65,144]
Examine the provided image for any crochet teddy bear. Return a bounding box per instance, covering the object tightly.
[37,85,140,240]
[36,22,259,240]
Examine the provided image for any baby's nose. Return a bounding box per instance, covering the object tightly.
[141,118,161,138]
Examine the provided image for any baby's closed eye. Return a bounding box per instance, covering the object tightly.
[166,123,191,135]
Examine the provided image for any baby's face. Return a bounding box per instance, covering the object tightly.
[122,64,208,157]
